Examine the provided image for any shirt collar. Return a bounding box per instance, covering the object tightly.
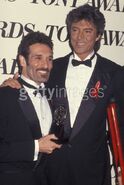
[20,75,45,89]
[73,51,95,61]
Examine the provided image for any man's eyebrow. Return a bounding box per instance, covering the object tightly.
[31,54,42,57]
[84,28,94,30]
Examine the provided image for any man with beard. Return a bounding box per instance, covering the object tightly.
[0,31,61,185]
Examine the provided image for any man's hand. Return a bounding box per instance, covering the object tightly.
[0,72,21,89]
[38,134,61,154]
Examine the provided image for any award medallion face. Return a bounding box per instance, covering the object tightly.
[53,105,67,126]
[53,105,68,142]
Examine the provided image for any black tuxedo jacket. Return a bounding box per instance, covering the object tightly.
[45,53,124,185]
[0,85,45,185]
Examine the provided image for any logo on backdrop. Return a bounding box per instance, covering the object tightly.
[30,0,124,12]
[3,0,124,12]
[0,0,124,76]
[30,0,78,7]
[0,21,123,46]
[4,0,16,1]
[46,25,68,42]
[0,27,124,75]
[0,21,35,38]
[45,25,124,47]
[102,30,124,47]
[0,58,17,75]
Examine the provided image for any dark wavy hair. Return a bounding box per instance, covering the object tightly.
[66,4,105,52]
[16,31,53,74]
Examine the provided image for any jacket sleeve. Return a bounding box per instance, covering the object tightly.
[114,67,124,151]
[0,87,35,162]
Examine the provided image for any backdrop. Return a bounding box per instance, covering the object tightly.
[0,0,124,83]
[0,1,124,184]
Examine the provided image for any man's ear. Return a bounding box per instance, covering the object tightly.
[96,34,101,42]
[19,55,26,67]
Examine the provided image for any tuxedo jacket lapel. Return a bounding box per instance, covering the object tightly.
[48,54,71,136]
[17,79,42,139]
[56,55,71,132]
[70,54,112,140]
[69,70,97,141]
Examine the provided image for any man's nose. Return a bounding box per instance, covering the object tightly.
[78,31,84,39]
[40,59,49,69]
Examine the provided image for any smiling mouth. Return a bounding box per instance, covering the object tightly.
[76,42,85,46]
[37,70,48,75]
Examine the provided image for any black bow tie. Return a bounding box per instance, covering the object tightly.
[19,78,45,97]
[33,87,45,97]
[72,54,95,67]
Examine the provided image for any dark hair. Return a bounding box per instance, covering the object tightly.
[16,31,53,74]
[66,4,105,52]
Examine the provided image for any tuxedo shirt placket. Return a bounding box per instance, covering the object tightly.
[39,93,52,136]
[24,86,52,136]
[65,53,97,127]
[23,83,52,161]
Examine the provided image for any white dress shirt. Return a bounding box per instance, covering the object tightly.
[65,51,97,127]
[21,75,52,160]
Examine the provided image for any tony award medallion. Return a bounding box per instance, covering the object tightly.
[53,105,68,143]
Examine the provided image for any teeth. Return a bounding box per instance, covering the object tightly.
[77,43,85,46]
[38,70,47,74]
